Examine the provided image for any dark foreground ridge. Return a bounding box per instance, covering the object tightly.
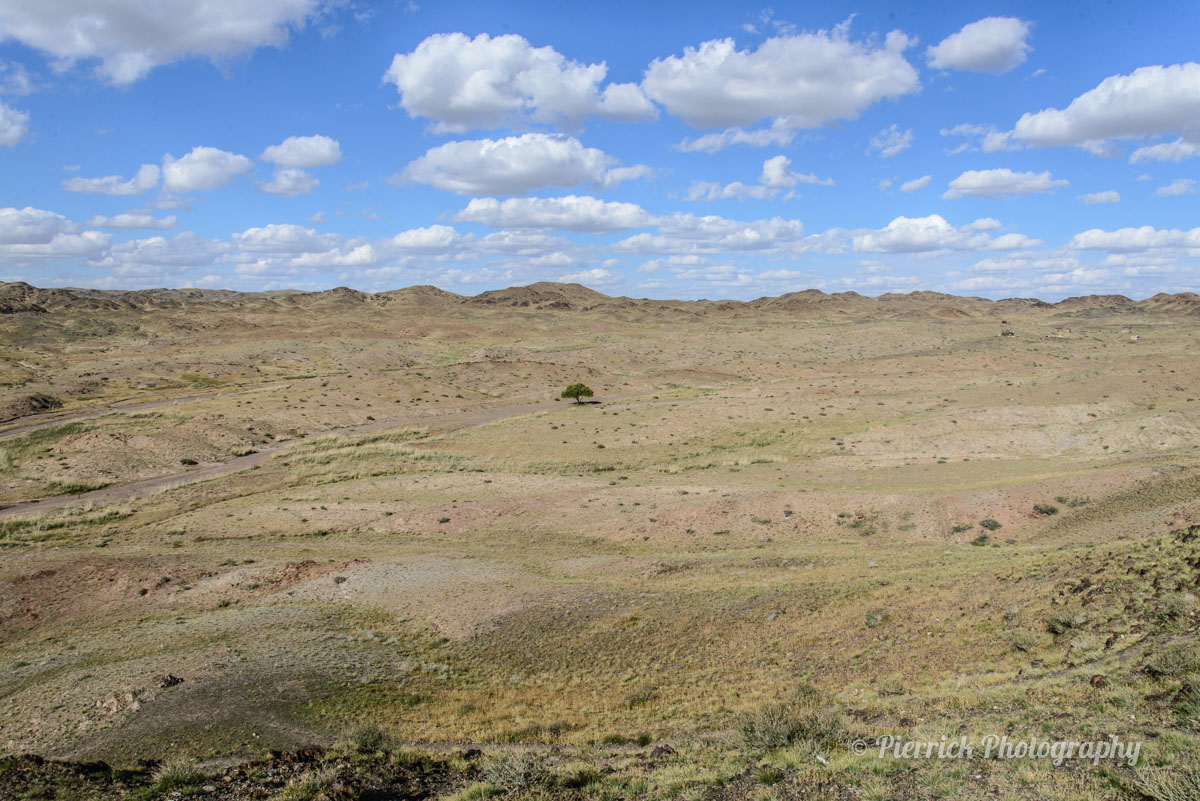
[0,745,456,801]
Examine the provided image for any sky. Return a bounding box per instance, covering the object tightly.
[0,1,1198,301]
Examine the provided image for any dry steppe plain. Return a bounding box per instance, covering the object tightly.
[0,280,1198,800]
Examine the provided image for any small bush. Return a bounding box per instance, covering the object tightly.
[1011,632,1040,653]
[1174,681,1200,728]
[279,766,340,801]
[756,766,785,785]
[740,702,844,753]
[481,752,550,793]
[793,682,824,708]
[970,533,990,547]
[740,703,796,752]
[980,518,1002,531]
[557,765,603,789]
[951,522,974,534]
[152,761,206,792]
[1046,609,1078,635]
[1033,504,1059,516]
[1135,766,1200,801]
[344,723,391,751]
[1157,594,1195,623]
[865,609,891,628]
[1145,644,1200,678]
[622,687,656,709]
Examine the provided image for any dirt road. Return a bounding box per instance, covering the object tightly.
[0,383,290,441]
[0,397,576,520]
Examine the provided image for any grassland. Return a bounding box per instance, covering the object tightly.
[0,283,1197,800]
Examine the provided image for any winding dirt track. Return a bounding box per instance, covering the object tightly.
[0,398,575,521]
[0,384,290,441]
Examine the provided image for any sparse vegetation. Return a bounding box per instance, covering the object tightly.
[151,760,207,792]
[480,752,550,792]
[2,286,1199,801]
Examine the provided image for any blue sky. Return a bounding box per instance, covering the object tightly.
[1,0,1198,300]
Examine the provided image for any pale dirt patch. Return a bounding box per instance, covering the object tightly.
[281,557,561,640]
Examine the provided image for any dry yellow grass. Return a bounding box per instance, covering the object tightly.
[0,288,1197,799]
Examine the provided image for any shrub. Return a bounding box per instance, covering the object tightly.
[740,702,844,753]
[951,522,974,534]
[864,609,891,628]
[1144,643,1200,678]
[151,761,206,792]
[1033,504,1059,516]
[1135,766,1200,801]
[481,752,550,792]
[970,533,990,547]
[1174,682,1200,728]
[756,766,785,785]
[1046,609,1078,635]
[1011,632,1040,653]
[344,723,391,751]
[980,518,1002,530]
[557,765,603,789]
[279,766,340,801]
[1156,594,1195,623]
[740,703,796,751]
[622,687,656,708]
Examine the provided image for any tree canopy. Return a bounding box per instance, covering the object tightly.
[561,383,594,403]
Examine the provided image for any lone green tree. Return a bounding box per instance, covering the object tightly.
[561,383,594,404]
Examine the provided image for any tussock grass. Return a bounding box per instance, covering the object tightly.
[151,760,207,792]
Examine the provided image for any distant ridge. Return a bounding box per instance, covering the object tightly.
[2,279,1197,318]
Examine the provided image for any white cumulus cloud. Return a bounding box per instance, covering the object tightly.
[644,21,918,150]
[926,17,1032,73]
[398,134,649,195]
[383,32,655,132]
[260,135,342,168]
[1077,190,1119,205]
[0,0,331,85]
[62,164,160,195]
[853,214,1039,252]
[1155,178,1196,197]
[0,206,110,264]
[260,168,319,197]
[233,223,338,254]
[614,214,809,256]
[899,175,931,193]
[454,195,654,232]
[1011,63,1200,157]
[868,124,913,157]
[0,206,76,243]
[0,100,30,147]
[557,267,620,286]
[942,168,1067,199]
[685,155,831,201]
[162,146,252,193]
[1130,138,1200,163]
[94,232,228,276]
[1069,225,1200,252]
[86,212,177,229]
